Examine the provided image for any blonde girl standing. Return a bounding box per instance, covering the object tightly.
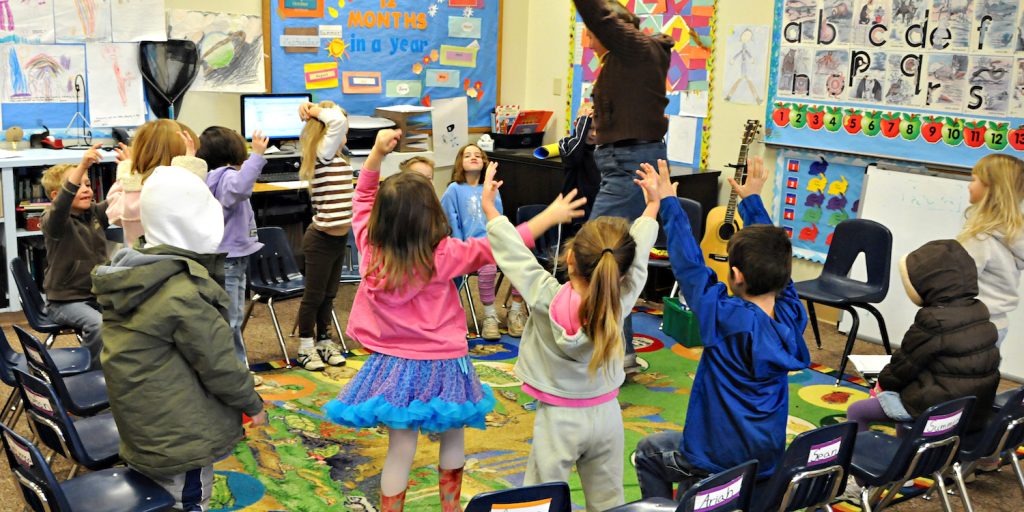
[481,163,661,511]
[959,154,1024,348]
[293,100,350,371]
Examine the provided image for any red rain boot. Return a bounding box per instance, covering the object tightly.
[380,489,406,512]
[439,466,464,512]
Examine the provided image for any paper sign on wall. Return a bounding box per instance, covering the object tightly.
[440,45,478,68]
[318,25,343,38]
[448,16,481,39]
[668,116,698,165]
[342,71,382,94]
[281,35,320,48]
[304,62,339,89]
[425,69,460,88]
[387,80,423,98]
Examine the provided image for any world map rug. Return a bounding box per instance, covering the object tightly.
[211,312,872,511]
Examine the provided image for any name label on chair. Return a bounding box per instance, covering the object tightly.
[4,432,32,468]
[807,437,842,466]
[694,475,744,511]
[24,388,54,417]
[923,409,963,437]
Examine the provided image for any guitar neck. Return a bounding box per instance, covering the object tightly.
[723,141,751,224]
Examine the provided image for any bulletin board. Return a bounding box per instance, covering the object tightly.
[266,0,501,129]
[567,0,717,168]
[771,148,872,263]
[765,0,1024,169]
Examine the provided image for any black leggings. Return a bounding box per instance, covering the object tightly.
[299,225,348,339]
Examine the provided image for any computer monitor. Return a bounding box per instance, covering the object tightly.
[240,93,312,143]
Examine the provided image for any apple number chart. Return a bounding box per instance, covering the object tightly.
[765,0,1024,168]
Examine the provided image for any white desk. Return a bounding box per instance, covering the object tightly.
[0,148,118,312]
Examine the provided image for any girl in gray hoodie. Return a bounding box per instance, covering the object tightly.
[480,163,661,511]
[959,154,1024,348]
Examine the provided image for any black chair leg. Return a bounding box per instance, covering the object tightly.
[835,305,861,386]
[806,300,823,349]
[860,303,892,355]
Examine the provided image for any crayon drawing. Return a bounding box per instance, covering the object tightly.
[54,0,112,43]
[86,42,146,127]
[0,0,56,43]
[3,44,86,102]
[167,9,265,93]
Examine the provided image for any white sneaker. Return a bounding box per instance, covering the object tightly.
[316,340,346,366]
[506,308,528,337]
[251,372,264,387]
[481,316,501,340]
[297,348,325,371]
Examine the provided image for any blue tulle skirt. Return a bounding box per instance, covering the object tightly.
[323,353,495,432]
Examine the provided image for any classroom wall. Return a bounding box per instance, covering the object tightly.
[170,0,261,134]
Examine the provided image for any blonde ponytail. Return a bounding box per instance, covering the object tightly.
[298,100,340,185]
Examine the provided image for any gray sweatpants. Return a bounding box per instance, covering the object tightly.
[139,464,214,511]
[46,299,102,369]
[524,399,625,512]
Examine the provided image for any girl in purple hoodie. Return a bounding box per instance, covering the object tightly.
[197,127,269,369]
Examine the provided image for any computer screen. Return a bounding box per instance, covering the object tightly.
[240,93,312,141]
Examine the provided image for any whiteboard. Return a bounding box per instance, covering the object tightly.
[840,167,1024,381]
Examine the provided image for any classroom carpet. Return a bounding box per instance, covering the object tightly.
[209,310,877,512]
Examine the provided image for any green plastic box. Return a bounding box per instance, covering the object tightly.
[662,297,702,348]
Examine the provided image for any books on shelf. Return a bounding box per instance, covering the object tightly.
[491,106,553,136]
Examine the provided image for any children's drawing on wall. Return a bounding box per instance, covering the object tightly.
[111,0,167,42]
[86,42,146,127]
[925,54,968,110]
[852,0,891,45]
[971,0,1018,53]
[1012,58,1024,114]
[889,0,927,47]
[849,51,887,102]
[777,46,812,97]
[167,9,265,93]
[783,0,818,43]
[0,0,56,43]
[928,0,973,50]
[431,96,468,167]
[823,0,855,44]
[811,49,850,100]
[3,44,86,102]
[723,25,769,105]
[54,0,112,43]
[884,53,924,106]
[965,55,1011,115]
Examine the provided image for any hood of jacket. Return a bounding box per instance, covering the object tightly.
[902,239,979,307]
[990,228,1024,271]
[92,245,225,316]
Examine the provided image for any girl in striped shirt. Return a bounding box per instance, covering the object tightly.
[294,100,351,371]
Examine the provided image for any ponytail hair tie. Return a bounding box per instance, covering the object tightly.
[602,248,614,255]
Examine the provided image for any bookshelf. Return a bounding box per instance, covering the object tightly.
[0,149,117,312]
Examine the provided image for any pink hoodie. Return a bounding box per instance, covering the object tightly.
[348,169,533,360]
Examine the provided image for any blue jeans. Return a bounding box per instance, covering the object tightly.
[634,431,708,500]
[224,257,249,366]
[47,299,103,369]
[590,141,668,222]
[996,327,1008,348]
[590,141,667,361]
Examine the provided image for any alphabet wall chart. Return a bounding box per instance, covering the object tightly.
[766,0,1024,168]
[268,0,500,129]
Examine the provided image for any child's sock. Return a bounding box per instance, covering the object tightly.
[483,304,497,318]
[509,300,522,313]
[299,337,315,352]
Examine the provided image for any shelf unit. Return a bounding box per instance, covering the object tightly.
[0,149,118,313]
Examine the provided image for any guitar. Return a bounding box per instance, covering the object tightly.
[699,119,761,286]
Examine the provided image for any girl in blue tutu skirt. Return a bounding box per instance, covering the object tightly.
[323,129,536,512]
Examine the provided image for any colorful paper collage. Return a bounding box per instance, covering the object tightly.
[767,0,1024,167]
[772,149,867,263]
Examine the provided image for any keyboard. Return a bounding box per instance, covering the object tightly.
[257,172,300,183]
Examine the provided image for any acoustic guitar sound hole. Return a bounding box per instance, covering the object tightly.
[718,223,737,241]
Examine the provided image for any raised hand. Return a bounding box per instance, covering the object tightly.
[251,130,270,156]
[178,130,196,157]
[541,188,588,226]
[298,101,321,121]
[69,142,103,185]
[635,159,677,202]
[372,128,402,155]
[113,142,131,163]
[481,161,502,220]
[728,155,769,199]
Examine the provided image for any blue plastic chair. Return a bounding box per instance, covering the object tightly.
[753,422,857,512]
[0,420,174,512]
[850,396,975,512]
[465,481,572,512]
[10,258,84,348]
[794,219,893,385]
[951,387,1024,506]
[14,325,108,417]
[14,369,121,478]
[0,328,90,425]
[607,460,758,512]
